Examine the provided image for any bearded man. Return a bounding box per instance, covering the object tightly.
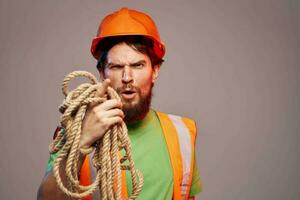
[38,7,202,200]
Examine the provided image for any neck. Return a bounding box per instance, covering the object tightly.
[126,109,154,130]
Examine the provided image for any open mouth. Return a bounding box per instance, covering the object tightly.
[121,90,136,99]
[122,90,135,95]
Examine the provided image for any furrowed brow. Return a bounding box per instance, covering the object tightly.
[106,62,123,68]
[130,60,146,67]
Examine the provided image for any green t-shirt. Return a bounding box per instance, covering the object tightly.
[46,109,202,199]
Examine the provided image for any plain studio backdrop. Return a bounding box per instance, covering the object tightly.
[0,0,299,199]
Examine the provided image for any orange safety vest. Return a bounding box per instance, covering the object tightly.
[79,111,197,200]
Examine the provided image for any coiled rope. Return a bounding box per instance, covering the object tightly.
[49,71,143,199]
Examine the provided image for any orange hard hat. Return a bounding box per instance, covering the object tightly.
[91,7,165,60]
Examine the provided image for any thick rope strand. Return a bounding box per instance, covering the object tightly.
[50,71,143,199]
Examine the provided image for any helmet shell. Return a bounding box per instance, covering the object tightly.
[91,7,165,60]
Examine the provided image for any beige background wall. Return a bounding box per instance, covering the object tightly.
[0,0,299,199]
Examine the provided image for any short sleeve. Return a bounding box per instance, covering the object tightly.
[45,127,65,174]
[45,152,58,173]
[189,159,203,197]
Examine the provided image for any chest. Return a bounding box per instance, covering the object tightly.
[125,128,174,198]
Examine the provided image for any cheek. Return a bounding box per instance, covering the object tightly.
[135,72,153,95]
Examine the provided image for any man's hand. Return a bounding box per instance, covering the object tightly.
[80,79,124,149]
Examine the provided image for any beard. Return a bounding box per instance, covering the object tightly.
[116,84,153,124]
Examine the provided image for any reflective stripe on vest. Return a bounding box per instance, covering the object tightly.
[156,112,196,200]
[79,111,197,200]
[168,114,193,198]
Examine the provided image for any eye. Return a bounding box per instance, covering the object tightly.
[132,62,144,68]
[109,65,123,70]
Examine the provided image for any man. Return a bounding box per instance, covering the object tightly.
[38,7,202,200]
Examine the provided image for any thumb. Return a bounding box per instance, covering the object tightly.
[96,79,110,97]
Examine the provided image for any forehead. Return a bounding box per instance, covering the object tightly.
[106,42,150,64]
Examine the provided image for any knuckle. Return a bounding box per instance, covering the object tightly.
[116,116,122,122]
[102,123,109,130]
[117,100,122,107]
[95,113,104,122]
[91,107,98,114]
[99,118,108,128]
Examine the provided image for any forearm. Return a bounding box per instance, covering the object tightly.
[37,171,70,200]
[37,155,85,200]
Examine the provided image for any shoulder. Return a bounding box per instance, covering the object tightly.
[154,110,197,138]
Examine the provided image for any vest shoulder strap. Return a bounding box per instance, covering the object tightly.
[156,111,197,200]
[79,155,93,200]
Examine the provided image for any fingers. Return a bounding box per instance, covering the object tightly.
[96,79,110,97]
[106,116,123,126]
[101,108,124,119]
[94,99,122,112]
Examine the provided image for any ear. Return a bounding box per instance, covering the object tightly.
[152,64,161,83]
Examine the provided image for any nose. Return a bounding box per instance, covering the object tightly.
[121,65,133,84]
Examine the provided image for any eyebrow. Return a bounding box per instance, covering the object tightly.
[106,60,146,68]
